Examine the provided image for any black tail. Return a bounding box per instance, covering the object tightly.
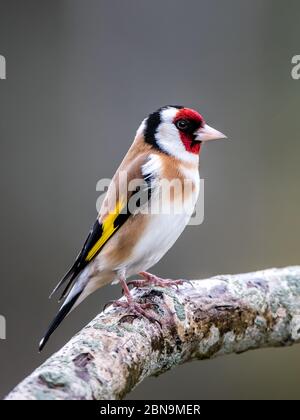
[49,262,79,300]
[39,291,82,352]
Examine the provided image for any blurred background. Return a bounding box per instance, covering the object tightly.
[0,0,300,400]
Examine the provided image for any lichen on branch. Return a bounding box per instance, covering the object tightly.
[5,266,300,400]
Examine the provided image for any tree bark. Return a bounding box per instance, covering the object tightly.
[5,266,300,400]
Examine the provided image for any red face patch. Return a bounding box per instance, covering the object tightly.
[173,108,205,155]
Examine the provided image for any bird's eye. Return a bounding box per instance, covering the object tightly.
[176,119,189,131]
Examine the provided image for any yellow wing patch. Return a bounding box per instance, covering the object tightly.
[85,200,124,262]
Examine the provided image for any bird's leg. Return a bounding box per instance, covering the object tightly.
[111,275,160,324]
[128,271,184,289]
[119,276,134,304]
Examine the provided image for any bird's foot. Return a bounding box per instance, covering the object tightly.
[104,275,162,325]
[128,271,184,289]
[112,299,161,326]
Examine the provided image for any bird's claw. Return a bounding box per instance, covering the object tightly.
[128,272,184,290]
[112,300,162,327]
[103,300,115,311]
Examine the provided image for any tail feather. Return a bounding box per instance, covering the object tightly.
[58,272,79,302]
[49,263,78,299]
[39,290,82,352]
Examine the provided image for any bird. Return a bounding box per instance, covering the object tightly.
[39,105,226,351]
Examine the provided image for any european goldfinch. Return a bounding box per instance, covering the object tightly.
[39,105,226,351]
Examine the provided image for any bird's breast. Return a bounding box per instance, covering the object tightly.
[124,167,199,275]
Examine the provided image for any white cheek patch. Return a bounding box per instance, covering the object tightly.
[156,122,185,155]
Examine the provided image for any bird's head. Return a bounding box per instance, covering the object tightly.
[140,105,226,162]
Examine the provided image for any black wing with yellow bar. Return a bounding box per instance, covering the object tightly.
[50,167,155,302]
[50,199,130,301]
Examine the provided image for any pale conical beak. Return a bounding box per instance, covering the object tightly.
[195,124,227,142]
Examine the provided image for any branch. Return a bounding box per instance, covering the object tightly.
[5,266,300,400]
